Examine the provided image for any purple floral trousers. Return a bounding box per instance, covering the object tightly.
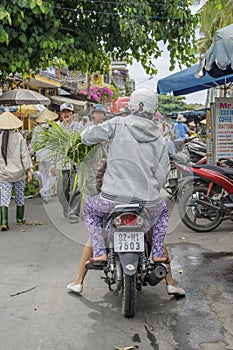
[84,194,168,258]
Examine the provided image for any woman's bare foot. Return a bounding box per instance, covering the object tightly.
[152,256,169,263]
[88,254,107,262]
[68,280,82,286]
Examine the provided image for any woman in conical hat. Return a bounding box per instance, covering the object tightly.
[0,111,33,231]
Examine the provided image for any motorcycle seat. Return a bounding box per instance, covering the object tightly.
[201,165,233,179]
[107,204,147,222]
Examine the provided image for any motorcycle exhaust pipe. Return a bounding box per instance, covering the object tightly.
[196,197,220,211]
[196,199,233,213]
[148,263,168,286]
[195,197,232,213]
[196,198,233,212]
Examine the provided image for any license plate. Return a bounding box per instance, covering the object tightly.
[167,169,179,180]
[114,232,144,252]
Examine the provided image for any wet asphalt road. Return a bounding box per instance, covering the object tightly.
[0,196,232,350]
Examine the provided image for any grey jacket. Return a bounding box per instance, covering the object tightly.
[81,115,170,206]
[0,131,33,182]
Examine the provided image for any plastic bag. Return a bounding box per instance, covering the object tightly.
[78,144,107,197]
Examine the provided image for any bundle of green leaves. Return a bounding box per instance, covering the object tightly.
[32,121,93,168]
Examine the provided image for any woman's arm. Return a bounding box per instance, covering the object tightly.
[27,169,32,183]
[81,119,116,145]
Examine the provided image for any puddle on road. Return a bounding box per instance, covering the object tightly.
[202,251,233,259]
[186,254,203,266]
[202,251,233,283]
[169,243,233,350]
[76,243,233,350]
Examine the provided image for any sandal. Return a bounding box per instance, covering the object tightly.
[67,283,83,293]
[167,284,185,297]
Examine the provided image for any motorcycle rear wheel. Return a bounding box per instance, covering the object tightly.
[122,274,136,318]
[178,185,223,232]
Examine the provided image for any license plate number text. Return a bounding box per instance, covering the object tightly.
[114,232,144,252]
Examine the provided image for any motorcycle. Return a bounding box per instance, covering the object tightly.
[165,155,183,198]
[185,137,207,163]
[165,136,207,198]
[86,203,168,318]
[165,140,190,198]
[177,163,233,232]
[165,149,233,200]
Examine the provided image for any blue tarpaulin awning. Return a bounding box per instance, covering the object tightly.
[157,64,233,96]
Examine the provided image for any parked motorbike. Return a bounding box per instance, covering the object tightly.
[185,137,207,163]
[86,204,168,318]
[165,136,207,198]
[177,163,233,232]
[165,148,233,200]
[165,140,190,198]
[165,155,183,198]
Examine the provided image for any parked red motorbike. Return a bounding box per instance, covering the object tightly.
[177,162,233,232]
[165,154,233,200]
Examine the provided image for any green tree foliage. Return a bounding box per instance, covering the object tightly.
[158,94,203,117]
[158,95,187,117]
[0,0,198,78]
[196,0,233,54]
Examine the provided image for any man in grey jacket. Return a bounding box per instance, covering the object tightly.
[81,88,170,263]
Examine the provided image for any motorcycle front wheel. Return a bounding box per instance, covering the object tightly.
[178,185,223,232]
[122,274,136,318]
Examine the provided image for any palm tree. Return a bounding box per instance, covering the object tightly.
[193,0,233,104]
[196,0,233,54]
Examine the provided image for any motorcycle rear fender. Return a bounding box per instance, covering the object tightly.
[118,252,139,276]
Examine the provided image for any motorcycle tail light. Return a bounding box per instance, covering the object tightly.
[118,213,139,226]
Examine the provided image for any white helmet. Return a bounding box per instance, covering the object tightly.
[128,88,158,114]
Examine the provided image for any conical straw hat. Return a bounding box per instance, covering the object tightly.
[0,111,23,130]
[36,109,58,123]
[188,121,196,126]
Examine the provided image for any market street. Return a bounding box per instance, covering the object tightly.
[0,195,232,350]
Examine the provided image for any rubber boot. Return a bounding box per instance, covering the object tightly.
[16,205,25,224]
[1,206,9,231]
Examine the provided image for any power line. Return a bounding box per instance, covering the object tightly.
[53,0,179,7]
[51,0,192,19]
[52,6,192,20]
[135,76,156,86]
